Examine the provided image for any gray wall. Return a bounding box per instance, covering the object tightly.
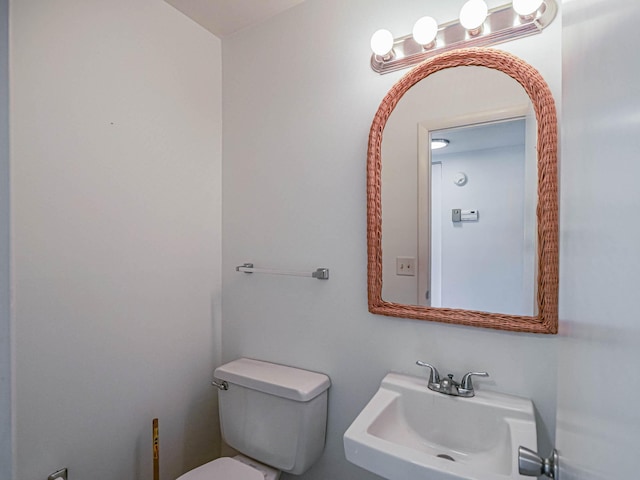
[11,1,223,478]
[0,0,12,478]
[221,1,561,478]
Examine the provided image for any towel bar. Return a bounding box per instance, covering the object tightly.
[235,263,329,280]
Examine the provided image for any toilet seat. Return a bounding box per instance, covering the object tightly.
[177,457,264,480]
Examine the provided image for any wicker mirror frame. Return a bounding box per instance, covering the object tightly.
[367,48,558,334]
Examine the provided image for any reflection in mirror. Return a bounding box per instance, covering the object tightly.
[381,66,537,316]
[368,49,558,333]
[424,118,536,316]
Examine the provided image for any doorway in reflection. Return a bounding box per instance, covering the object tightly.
[423,118,536,316]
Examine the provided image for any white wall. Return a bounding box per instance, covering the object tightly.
[556,0,640,478]
[11,1,222,479]
[0,0,12,478]
[437,144,531,315]
[222,1,561,478]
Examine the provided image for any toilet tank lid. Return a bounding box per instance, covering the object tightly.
[214,358,330,402]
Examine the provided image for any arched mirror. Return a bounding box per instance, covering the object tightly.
[367,48,558,333]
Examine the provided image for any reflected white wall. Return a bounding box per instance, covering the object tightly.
[436,143,530,315]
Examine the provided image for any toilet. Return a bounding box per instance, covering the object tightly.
[177,358,331,480]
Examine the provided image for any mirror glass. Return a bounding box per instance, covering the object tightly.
[380,66,537,316]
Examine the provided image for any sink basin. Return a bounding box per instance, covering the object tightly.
[344,373,537,480]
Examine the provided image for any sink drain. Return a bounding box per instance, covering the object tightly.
[436,454,455,462]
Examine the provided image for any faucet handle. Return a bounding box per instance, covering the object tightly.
[416,361,441,384]
[461,371,489,390]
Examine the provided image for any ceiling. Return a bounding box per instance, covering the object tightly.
[165,0,305,38]
[432,118,526,158]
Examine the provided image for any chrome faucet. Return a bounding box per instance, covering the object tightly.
[416,361,488,398]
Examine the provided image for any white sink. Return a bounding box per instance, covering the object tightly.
[344,373,537,480]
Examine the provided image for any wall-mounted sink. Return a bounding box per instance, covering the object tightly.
[344,373,537,480]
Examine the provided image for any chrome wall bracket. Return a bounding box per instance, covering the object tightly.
[48,468,68,480]
[518,446,559,479]
[371,0,558,74]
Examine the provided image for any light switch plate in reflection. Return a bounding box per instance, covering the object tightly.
[396,257,416,276]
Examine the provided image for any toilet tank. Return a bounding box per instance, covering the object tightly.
[214,358,331,475]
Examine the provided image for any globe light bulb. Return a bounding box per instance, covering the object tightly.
[412,16,439,47]
[513,0,544,16]
[459,0,489,32]
[370,29,394,57]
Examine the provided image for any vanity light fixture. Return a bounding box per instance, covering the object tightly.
[431,138,450,150]
[369,0,557,74]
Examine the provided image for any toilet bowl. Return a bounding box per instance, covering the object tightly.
[176,358,331,480]
[177,455,279,480]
